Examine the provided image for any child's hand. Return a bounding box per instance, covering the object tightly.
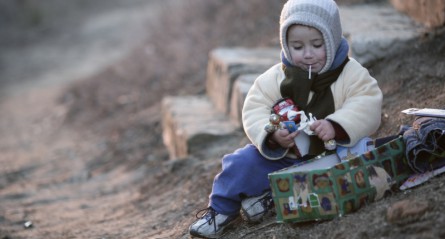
[310,119,335,141]
[270,129,299,148]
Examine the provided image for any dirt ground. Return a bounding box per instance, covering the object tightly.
[1,0,445,239]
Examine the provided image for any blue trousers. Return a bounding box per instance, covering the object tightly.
[209,144,304,215]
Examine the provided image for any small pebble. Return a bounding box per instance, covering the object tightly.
[386,199,430,224]
[24,221,33,229]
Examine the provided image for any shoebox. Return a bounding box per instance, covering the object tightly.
[268,137,412,223]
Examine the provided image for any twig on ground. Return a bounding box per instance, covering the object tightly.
[240,221,277,237]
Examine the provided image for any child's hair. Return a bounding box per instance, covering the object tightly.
[280,0,342,73]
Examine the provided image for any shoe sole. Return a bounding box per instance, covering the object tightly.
[189,216,241,239]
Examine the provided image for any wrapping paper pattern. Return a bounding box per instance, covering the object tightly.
[269,137,412,223]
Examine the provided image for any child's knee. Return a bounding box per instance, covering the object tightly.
[222,145,261,168]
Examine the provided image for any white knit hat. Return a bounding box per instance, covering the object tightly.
[280,0,342,73]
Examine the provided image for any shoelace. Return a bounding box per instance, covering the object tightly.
[195,207,218,233]
[259,192,274,211]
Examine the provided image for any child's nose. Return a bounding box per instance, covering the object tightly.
[303,48,313,58]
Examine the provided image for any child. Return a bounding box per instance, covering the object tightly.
[189,0,382,238]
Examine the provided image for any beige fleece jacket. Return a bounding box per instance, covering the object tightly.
[242,58,383,160]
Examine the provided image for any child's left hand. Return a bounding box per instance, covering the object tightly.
[310,119,335,141]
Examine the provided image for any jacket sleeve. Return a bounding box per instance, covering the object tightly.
[242,64,289,160]
[327,58,383,146]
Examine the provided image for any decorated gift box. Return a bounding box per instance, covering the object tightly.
[268,137,412,223]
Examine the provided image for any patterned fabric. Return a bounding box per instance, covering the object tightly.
[403,116,445,173]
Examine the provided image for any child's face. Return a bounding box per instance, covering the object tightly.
[287,25,327,73]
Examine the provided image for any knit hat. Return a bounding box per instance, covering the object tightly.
[280,0,342,73]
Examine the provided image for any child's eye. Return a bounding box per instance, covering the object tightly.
[292,46,303,50]
[314,44,323,48]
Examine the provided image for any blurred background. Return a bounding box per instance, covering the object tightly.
[1,0,444,238]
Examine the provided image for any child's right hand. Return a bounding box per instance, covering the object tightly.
[270,129,299,148]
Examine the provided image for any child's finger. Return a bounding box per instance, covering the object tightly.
[309,120,321,131]
[289,130,300,138]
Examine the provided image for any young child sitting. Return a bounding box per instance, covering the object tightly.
[189,0,383,238]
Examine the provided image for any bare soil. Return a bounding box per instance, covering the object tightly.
[1,1,445,239]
